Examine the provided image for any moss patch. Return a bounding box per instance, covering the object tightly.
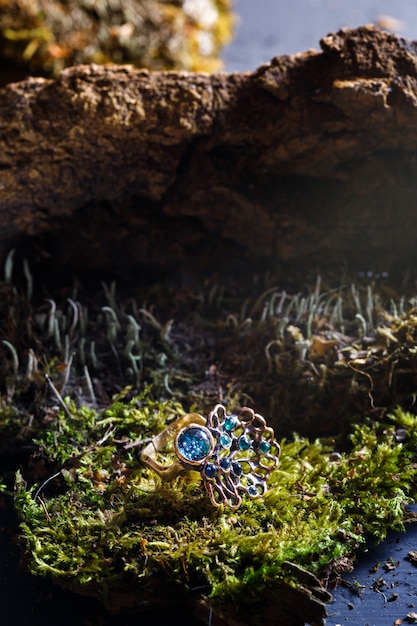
[13,392,417,614]
[1,257,417,622]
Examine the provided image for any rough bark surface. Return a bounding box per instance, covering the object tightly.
[2,25,417,279]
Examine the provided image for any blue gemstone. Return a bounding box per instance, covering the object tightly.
[239,436,251,451]
[224,415,239,431]
[231,461,242,476]
[219,457,231,471]
[177,427,212,462]
[248,485,259,497]
[204,463,218,478]
[259,440,271,454]
[220,433,232,448]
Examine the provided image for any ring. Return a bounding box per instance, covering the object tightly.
[140,404,280,510]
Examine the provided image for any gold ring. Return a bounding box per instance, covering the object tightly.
[140,404,280,510]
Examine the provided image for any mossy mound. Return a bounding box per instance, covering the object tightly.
[12,393,417,622]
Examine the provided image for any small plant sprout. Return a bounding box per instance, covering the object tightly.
[66,299,79,339]
[23,258,33,300]
[355,313,367,338]
[138,306,162,330]
[101,281,119,312]
[25,348,38,380]
[45,299,57,339]
[125,315,141,346]
[2,340,19,377]
[160,319,174,342]
[83,365,96,405]
[101,306,121,342]
[4,248,15,285]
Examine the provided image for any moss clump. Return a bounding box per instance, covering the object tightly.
[14,392,417,615]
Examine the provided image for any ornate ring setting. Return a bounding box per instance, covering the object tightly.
[140,404,280,509]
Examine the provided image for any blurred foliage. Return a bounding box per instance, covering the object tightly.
[0,0,234,75]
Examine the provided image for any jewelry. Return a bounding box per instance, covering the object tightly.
[140,404,280,509]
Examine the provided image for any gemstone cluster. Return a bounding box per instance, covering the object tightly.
[174,404,280,509]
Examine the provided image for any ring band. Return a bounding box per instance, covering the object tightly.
[140,404,280,510]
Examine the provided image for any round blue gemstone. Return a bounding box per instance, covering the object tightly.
[239,436,251,451]
[220,433,232,448]
[224,415,239,431]
[259,440,271,454]
[177,427,212,463]
[231,461,243,476]
[204,463,218,479]
[219,457,231,471]
[248,485,259,497]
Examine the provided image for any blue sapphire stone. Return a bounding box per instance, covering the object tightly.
[220,433,232,448]
[259,440,271,454]
[248,485,259,497]
[231,461,243,476]
[204,463,218,479]
[224,415,239,431]
[219,457,231,471]
[177,427,212,462]
[239,436,251,451]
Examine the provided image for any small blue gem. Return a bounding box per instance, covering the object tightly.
[231,461,242,476]
[220,433,232,448]
[248,485,259,497]
[239,436,251,451]
[224,415,239,431]
[219,457,231,471]
[259,440,271,454]
[204,463,218,479]
[177,427,212,462]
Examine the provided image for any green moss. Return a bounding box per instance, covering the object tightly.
[2,261,417,618]
[14,395,417,611]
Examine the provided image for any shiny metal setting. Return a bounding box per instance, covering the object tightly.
[140,404,280,510]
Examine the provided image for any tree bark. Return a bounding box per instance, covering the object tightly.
[1,25,417,280]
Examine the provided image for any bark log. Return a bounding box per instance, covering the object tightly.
[2,25,417,280]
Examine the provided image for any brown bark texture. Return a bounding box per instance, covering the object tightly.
[1,25,417,280]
